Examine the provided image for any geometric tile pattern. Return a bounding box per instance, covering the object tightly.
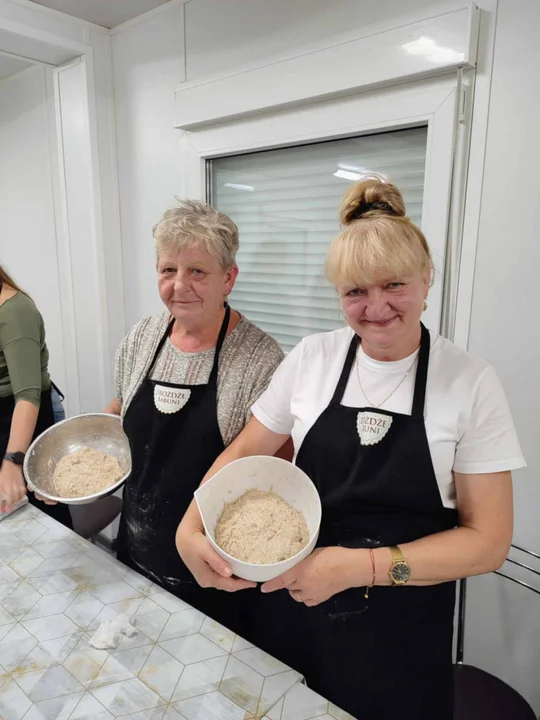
[0,505,352,719]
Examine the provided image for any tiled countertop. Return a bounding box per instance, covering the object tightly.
[0,504,353,720]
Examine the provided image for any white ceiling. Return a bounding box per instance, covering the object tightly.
[29,0,171,29]
[0,53,34,82]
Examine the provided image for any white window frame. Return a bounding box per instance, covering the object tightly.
[179,75,460,334]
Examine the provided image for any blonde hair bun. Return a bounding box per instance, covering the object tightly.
[326,178,432,289]
[340,179,406,226]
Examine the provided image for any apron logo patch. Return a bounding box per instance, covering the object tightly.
[154,385,191,414]
[356,411,393,446]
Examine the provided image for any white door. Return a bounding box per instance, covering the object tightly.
[0,65,68,401]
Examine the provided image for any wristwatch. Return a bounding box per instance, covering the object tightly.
[388,545,411,586]
[3,452,25,466]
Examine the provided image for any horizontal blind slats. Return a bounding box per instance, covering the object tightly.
[212,127,428,351]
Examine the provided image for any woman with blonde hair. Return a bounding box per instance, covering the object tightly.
[0,266,72,526]
[107,199,284,635]
[176,180,525,719]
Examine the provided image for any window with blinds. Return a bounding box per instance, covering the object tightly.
[209,127,428,352]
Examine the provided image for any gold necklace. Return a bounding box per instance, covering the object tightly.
[356,348,418,409]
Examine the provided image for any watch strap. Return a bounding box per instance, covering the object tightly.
[389,545,405,564]
[3,451,25,466]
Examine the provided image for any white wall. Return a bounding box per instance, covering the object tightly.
[88,29,126,399]
[468,0,540,557]
[111,5,185,329]
[183,0,463,81]
[54,58,114,413]
[461,0,540,710]
[0,65,68,396]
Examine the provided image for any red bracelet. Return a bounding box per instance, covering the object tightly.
[364,548,376,599]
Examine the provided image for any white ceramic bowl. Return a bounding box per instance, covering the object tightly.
[195,455,322,583]
[24,413,131,506]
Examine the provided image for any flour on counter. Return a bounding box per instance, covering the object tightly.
[89,613,137,649]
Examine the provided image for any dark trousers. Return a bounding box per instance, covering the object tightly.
[0,391,72,528]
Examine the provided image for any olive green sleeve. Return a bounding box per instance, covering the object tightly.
[0,302,43,406]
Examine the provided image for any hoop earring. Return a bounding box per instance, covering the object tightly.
[423,300,428,312]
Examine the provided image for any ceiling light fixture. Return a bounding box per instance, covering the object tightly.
[223,183,254,192]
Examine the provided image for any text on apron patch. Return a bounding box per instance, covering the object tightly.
[154,385,191,414]
[356,411,393,446]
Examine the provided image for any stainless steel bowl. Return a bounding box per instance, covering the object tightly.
[24,413,131,506]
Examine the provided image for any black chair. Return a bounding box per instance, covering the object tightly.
[453,546,539,720]
[454,664,536,720]
[70,495,122,544]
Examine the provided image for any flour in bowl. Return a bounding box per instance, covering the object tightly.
[215,489,309,564]
[53,448,123,498]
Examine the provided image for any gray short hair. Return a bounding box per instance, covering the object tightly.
[153,199,239,269]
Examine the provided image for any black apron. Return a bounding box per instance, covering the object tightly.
[116,306,254,634]
[0,390,73,528]
[250,324,457,720]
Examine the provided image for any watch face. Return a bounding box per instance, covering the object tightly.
[392,561,411,584]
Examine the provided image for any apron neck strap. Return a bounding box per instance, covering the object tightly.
[208,304,231,385]
[330,322,431,414]
[330,334,358,405]
[147,317,175,377]
[147,304,231,383]
[411,322,430,417]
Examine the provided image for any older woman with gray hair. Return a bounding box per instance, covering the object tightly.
[107,199,283,633]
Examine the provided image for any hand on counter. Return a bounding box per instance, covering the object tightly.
[0,459,26,513]
[261,546,364,607]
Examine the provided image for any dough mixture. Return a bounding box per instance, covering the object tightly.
[53,448,123,498]
[215,489,309,564]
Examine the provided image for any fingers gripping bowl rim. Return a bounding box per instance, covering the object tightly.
[23,413,131,506]
[195,455,322,583]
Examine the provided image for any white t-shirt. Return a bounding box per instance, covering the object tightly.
[252,327,526,509]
